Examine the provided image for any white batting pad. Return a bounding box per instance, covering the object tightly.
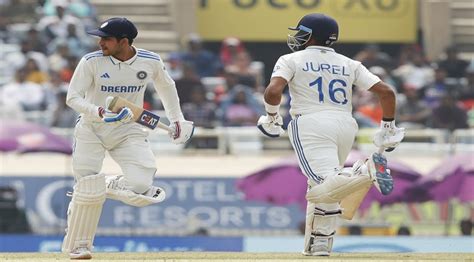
[106,175,166,207]
[303,202,338,255]
[62,174,106,253]
[306,171,372,204]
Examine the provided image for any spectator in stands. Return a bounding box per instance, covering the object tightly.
[437,46,469,79]
[49,23,92,57]
[397,84,432,128]
[353,66,394,128]
[0,16,13,44]
[175,63,205,106]
[182,86,216,128]
[356,92,383,124]
[423,67,457,108]
[37,2,86,42]
[48,42,70,72]
[59,55,78,82]
[392,52,434,91]
[397,44,422,67]
[166,52,183,80]
[220,37,247,67]
[458,60,474,110]
[41,0,98,30]
[432,94,468,130]
[43,71,68,111]
[50,88,79,127]
[182,86,218,148]
[0,68,45,111]
[354,44,392,69]
[5,39,49,75]
[25,27,48,54]
[0,0,36,24]
[24,58,48,84]
[225,51,262,91]
[220,85,263,126]
[181,33,221,78]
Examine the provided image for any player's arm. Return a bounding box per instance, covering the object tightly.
[354,62,404,151]
[152,59,193,144]
[66,57,103,119]
[367,81,405,152]
[257,55,294,138]
[264,77,287,114]
[368,81,396,120]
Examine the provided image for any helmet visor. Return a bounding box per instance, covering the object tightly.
[287,25,312,52]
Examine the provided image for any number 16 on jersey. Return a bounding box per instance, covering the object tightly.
[309,77,348,105]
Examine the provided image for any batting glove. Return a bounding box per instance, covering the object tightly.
[102,107,134,124]
[257,114,285,138]
[168,120,194,144]
[373,120,405,152]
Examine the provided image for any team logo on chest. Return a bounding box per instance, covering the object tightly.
[137,71,147,80]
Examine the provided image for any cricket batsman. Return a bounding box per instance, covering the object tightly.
[257,13,405,256]
[62,17,194,259]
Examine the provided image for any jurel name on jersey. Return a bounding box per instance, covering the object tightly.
[302,62,350,76]
[100,85,145,93]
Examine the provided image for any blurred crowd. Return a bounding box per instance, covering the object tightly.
[1,0,473,135]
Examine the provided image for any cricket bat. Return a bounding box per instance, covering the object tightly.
[340,147,386,220]
[340,185,371,220]
[107,96,173,132]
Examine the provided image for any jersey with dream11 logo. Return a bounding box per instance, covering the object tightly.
[68,48,174,121]
[271,46,380,117]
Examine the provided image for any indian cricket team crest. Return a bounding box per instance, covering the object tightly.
[137,71,147,80]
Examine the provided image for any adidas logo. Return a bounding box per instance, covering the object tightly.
[100,73,110,78]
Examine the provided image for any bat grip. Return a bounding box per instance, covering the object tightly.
[157,122,174,132]
[378,147,385,154]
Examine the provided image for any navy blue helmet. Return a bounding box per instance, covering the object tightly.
[287,13,339,52]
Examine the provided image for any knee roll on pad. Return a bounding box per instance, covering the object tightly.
[306,173,372,203]
[62,174,106,253]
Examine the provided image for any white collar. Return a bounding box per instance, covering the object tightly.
[305,46,335,52]
[109,45,138,65]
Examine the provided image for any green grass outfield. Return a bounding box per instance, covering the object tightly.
[0,252,473,261]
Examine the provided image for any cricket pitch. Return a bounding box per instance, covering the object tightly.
[1,252,473,261]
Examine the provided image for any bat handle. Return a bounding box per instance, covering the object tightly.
[378,147,385,154]
[157,122,174,133]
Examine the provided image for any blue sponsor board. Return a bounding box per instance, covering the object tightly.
[0,177,304,233]
[0,235,243,252]
[244,236,474,253]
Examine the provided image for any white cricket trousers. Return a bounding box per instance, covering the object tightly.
[288,111,358,239]
[72,119,157,193]
[287,111,358,185]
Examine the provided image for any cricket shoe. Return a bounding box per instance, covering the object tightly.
[367,152,393,195]
[143,186,166,202]
[69,247,92,260]
[302,233,333,256]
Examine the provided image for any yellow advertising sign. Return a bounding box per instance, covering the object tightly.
[197,0,417,43]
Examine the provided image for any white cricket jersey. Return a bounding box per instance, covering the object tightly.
[271,46,380,117]
[66,46,183,122]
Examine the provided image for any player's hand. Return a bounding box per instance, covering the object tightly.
[373,120,405,152]
[102,107,134,124]
[257,114,285,138]
[168,120,194,144]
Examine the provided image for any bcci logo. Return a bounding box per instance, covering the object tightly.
[137,71,147,80]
